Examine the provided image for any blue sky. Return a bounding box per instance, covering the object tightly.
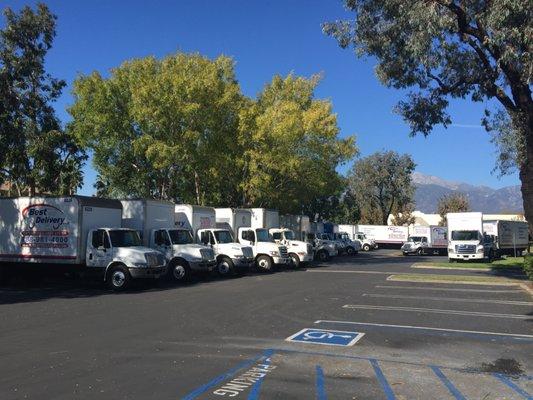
[3,0,520,195]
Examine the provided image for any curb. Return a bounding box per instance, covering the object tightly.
[387,274,521,287]
[411,265,491,272]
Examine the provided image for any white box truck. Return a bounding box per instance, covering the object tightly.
[482,220,529,256]
[121,200,216,283]
[307,222,338,261]
[174,204,254,276]
[355,225,408,248]
[215,208,290,271]
[447,212,496,262]
[280,214,311,242]
[270,217,314,268]
[0,196,165,290]
[401,225,448,255]
[339,224,375,252]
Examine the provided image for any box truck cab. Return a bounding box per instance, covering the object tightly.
[174,204,254,276]
[121,200,216,283]
[402,226,448,256]
[215,208,290,272]
[0,196,165,291]
[337,232,361,255]
[269,228,314,267]
[447,212,496,262]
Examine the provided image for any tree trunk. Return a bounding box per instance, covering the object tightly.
[193,170,201,205]
[519,125,533,237]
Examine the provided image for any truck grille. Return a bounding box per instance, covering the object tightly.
[456,244,476,254]
[242,246,254,259]
[145,252,164,267]
[279,246,288,258]
[200,248,215,261]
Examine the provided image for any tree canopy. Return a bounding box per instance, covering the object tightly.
[69,55,357,212]
[437,193,470,226]
[324,0,533,228]
[347,151,416,225]
[0,3,86,196]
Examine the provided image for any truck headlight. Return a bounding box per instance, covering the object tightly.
[448,248,454,254]
[270,251,279,256]
[477,246,484,254]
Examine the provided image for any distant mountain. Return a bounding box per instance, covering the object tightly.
[412,172,524,213]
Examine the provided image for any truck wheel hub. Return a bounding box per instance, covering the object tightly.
[112,271,125,287]
[218,262,230,274]
[173,265,185,279]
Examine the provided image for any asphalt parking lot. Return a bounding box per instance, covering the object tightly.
[1,249,532,399]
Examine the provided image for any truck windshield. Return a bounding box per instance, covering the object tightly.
[451,230,480,241]
[168,229,194,244]
[109,230,142,247]
[256,229,273,242]
[214,230,233,244]
[408,236,425,242]
[284,230,295,240]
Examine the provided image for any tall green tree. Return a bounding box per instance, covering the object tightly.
[348,151,416,225]
[69,53,243,205]
[324,0,533,230]
[238,74,357,213]
[437,193,470,226]
[0,3,86,196]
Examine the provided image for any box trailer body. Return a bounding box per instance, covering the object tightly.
[447,212,496,261]
[355,225,408,247]
[175,205,253,275]
[0,196,165,289]
[482,220,528,255]
[280,214,312,242]
[402,225,448,255]
[216,208,290,271]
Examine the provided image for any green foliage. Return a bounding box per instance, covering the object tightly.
[0,3,86,195]
[323,0,532,188]
[70,58,356,210]
[437,193,470,226]
[69,53,244,204]
[348,151,416,225]
[523,254,533,280]
[239,74,357,213]
[391,203,416,226]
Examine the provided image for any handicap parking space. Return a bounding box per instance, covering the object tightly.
[181,348,533,399]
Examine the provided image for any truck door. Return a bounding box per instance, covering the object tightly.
[87,229,112,268]
[154,230,172,261]
[240,229,255,247]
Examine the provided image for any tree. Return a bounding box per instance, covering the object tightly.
[69,53,243,205]
[238,74,357,213]
[391,203,416,226]
[324,1,533,231]
[348,151,416,225]
[0,3,86,195]
[437,193,470,226]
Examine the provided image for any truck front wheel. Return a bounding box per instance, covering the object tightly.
[316,250,329,262]
[256,255,273,272]
[168,260,191,282]
[217,257,235,277]
[346,246,355,255]
[289,253,300,269]
[107,265,131,291]
[363,244,370,251]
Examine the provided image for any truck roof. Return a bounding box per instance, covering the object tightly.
[0,195,122,209]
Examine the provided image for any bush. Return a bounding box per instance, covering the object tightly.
[523,254,533,280]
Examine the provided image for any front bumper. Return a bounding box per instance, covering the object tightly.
[449,253,484,260]
[232,257,255,271]
[273,256,291,265]
[327,249,338,257]
[190,259,217,272]
[128,266,165,279]
[300,253,314,263]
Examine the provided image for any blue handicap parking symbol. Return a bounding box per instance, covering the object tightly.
[286,328,365,347]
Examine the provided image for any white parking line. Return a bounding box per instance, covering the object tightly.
[307,270,395,275]
[314,320,533,339]
[362,293,533,306]
[341,304,530,319]
[374,285,523,293]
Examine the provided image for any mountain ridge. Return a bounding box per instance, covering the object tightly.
[412,172,523,214]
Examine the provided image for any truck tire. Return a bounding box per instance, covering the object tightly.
[363,244,370,252]
[316,250,329,262]
[256,255,273,272]
[289,253,300,269]
[417,248,424,256]
[107,265,131,291]
[167,260,191,282]
[217,257,235,277]
[487,250,494,263]
[346,246,355,255]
